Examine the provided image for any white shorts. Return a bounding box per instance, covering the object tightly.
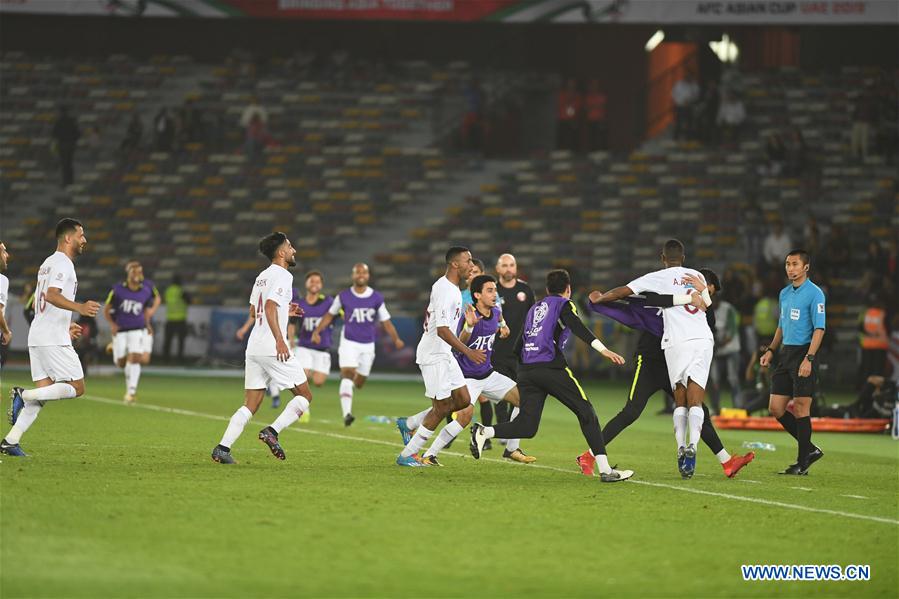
[465,371,516,405]
[245,355,307,391]
[338,338,375,377]
[29,345,84,383]
[142,331,154,354]
[664,338,714,390]
[294,346,331,375]
[419,356,467,401]
[113,329,147,362]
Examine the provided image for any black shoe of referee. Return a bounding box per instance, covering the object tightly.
[779,447,823,475]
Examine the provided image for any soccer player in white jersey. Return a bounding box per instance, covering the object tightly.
[211,232,313,464]
[0,241,12,368]
[591,239,714,477]
[395,246,487,467]
[2,219,101,457]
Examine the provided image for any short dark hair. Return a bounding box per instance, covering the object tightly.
[55,218,83,239]
[445,246,470,264]
[259,231,288,261]
[662,239,685,262]
[305,270,323,282]
[472,258,485,273]
[470,274,496,298]
[698,268,721,293]
[546,269,571,294]
[785,249,810,265]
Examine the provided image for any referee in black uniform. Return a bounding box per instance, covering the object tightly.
[760,250,827,475]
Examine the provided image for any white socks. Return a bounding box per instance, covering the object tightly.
[688,406,704,448]
[4,401,44,444]
[673,407,688,449]
[271,396,310,434]
[716,449,731,464]
[424,420,464,457]
[124,363,141,395]
[21,383,77,402]
[219,406,253,449]
[400,425,434,458]
[339,378,354,417]
[593,452,612,475]
[405,408,430,431]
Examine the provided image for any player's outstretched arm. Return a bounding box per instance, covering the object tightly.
[311,311,336,344]
[381,319,405,350]
[47,287,99,317]
[103,298,118,335]
[437,326,486,364]
[590,285,634,304]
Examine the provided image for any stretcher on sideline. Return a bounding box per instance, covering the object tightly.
[713,414,891,434]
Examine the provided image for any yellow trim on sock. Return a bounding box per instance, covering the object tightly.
[565,367,588,401]
[628,354,643,401]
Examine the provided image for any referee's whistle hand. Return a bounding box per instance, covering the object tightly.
[760,352,771,368]
[798,359,812,378]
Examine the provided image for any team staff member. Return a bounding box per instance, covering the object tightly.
[760,249,826,475]
[489,254,535,433]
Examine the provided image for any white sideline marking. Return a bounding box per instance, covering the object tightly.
[790,487,813,492]
[841,494,869,500]
[739,479,762,484]
[81,395,899,527]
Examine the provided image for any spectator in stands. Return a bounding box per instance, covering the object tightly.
[556,78,582,152]
[180,98,205,145]
[709,290,742,414]
[239,96,268,130]
[671,70,700,140]
[758,133,786,176]
[850,85,878,162]
[785,127,808,176]
[120,111,143,154]
[821,223,851,278]
[461,77,485,152]
[52,105,80,186]
[862,240,888,296]
[583,79,608,151]
[153,107,175,152]
[762,221,791,272]
[163,274,191,362]
[858,293,890,385]
[696,79,720,143]
[716,91,746,142]
[244,114,271,159]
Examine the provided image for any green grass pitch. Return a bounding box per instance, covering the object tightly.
[1,371,897,598]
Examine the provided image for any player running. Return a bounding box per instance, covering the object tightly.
[3,219,101,457]
[590,239,714,478]
[580,268,755,478]
[210,232,313,464]
[288,270,334,388]
[397,274,535,465]
[470,269,633,482]
[104,261,161,403]
[395,246,485,466]
[311,263,404,427]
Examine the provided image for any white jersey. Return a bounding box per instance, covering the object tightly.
[0,273,8,318]
[28,251,78,347]
[627,266,713,350]
[246,264,294,357]
[416,276,463,365]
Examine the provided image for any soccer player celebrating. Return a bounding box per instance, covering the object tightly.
[398,274,534,465]
[470,269,633,482]
[395,246,485,466]
[581,269,754,478]
[289,270,334,388]
[3,219,101,457]
[210,232,313,465]
[588,239,713,478]
[760,249,826,475]
[0,241,11,368]
[311,263,404,427]
[104,261,161,403]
